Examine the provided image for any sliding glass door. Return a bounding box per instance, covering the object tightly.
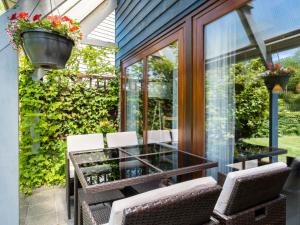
[125,61,144,142]
[123,34,181,145]
[198,0,300,177]
[147,42,179,143]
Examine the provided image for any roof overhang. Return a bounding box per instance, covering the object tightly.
[1,0,17,10]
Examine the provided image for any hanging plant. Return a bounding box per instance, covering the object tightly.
[262,63,295,93]
[6,12,83,69]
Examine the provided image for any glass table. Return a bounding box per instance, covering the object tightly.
[233,142,288,170]
[69,143,218,225]
[218,142,288,185]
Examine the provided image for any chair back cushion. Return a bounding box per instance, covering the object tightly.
[67,133,104,178]
[147,130,171,144]
[106,131,138,148]
[171,129,178,143]
[284,157,300,192]
[109,177,219,225]
[67,133,104,152]
[215,162,290,215]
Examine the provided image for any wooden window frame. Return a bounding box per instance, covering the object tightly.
[120,0,250,155]
[121,27,185,145]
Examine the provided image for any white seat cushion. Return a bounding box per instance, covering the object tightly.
[108,176,217,225]
[69,163,75,178]
[171,129,178,143]
[67,133,104,153]
[147,130,171,144]
[214,162,287,214]
[106,131,138,148]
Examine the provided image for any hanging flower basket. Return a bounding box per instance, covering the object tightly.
[21,29,74,69]
[262,63,294,93]
[6,12,82,69]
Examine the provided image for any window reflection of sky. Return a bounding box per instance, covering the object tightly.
[205,0,300,60]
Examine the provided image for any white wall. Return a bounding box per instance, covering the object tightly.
[0,1,66,224]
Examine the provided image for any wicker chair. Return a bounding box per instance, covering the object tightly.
[82,177,221,225]
[283,157,300,225]
[213,162,291,225]
[66,134,125,221]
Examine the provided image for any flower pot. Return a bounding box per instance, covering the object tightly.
[262,73,291,92]
[21,29,74,69]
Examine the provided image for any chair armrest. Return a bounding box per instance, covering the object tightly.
[212,210,230,222]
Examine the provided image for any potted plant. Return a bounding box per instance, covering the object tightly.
[6,12,82,69]
[262,63,295,93]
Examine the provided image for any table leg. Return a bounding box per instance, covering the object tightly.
[74,172,79,225]
[242,160,246,170]
[269,156,273,163]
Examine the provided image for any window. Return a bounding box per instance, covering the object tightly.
[122,32,182,145]
[201,0,300,176]
[125,61,144,142]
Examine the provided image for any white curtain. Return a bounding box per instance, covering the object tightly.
[204,12,242,178]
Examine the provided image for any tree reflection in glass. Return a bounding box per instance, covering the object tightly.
[126,61,144,143]
[147,42,178,143]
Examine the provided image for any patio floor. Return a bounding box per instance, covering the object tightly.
[20,187,73,225]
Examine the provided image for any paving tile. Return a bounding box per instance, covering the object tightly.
[27,201,56,218]
[20,193,29,206]
[20,205,28,219]
[23,187,75,225]
[57,212,74,225]
[27,189,55,206]
[25,212,58,225]
[20,216,26,225]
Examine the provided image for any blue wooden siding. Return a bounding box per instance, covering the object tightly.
[115,0,206,65]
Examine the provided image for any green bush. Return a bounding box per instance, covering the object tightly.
[19,46,119,194]
[256,110,300,137]
[234,58,269,139]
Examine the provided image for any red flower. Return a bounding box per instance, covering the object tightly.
[47,15,62,28]
[17,11,29,19]
[62,16,73,24]
[274,64,281,69]
[33,14,42,21]
[9,13,17,20]
[69,26,79,32]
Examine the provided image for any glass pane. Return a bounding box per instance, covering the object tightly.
[147,42,178,144]
[138,151,208,171]
[73,148,129,164]
[125,61,144,143]
[79,157,159,185]
[203,1,300,222]
[120,143,175,155]
[272,48,300,162]
[204,9,271,177]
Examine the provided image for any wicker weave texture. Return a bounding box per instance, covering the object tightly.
[214,195,286,225]
[225,167,290,215]
[82,201,111,225]
[122,186,222,225]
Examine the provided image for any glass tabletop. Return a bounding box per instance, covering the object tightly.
[138,151,209,171]
[73,148,129,164]
[78,157,159,185]
[234,142,287,161]
[120,143,174,156]
[70,143,217,190]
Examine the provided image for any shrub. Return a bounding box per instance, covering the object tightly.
[234,58,269,139]
[19,46,119,194]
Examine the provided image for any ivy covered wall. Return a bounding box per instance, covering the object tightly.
[19,46,119,193]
